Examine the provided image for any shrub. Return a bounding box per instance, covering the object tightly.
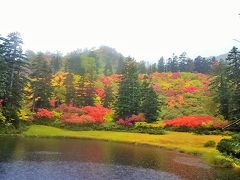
[62,114,96,124]
[217,134,240,159]
[183,86,198,93]
[18,108,33,121]
[116,114,145,126]
[55,104,84,115]
[52,111,62,120]
[102,122,122,130]
[204,140,216,147]
[205,153,233,168]
[103,110,115,123]
[82,105,110,123]
[164,116,214,128]
[95,88,105,99]
[202,117,229,129]
[134,121,165,128]
[35,108,53,119]
[0,110,6,125]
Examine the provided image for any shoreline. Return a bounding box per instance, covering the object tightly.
[20,125,240,169]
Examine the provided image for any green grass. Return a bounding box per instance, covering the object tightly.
[23,125,239,168]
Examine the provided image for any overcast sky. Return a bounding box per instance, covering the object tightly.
[1,0,240,62]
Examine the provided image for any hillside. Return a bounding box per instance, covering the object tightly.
[49,71,216,121]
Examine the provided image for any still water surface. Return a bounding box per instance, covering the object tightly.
[0,137,239,180]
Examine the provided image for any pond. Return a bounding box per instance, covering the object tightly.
[0,137,239,180]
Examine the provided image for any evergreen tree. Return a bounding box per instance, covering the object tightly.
[150,63,157,73]
[138,60,147,74]
[103,84,114,108]
[30,53,53,111]
[115,57,141,119]
[80,55,96,106]
[210,61,231,120]
[157,57,165,72]
[226,47,240,120]
[50,52,62,73]
[65,73,75,105]
[65,50,84,74]
[116,57,125,74]
[85,75,95,106]
[103,61,113,76]
[194,56,211,74]
[166,54,179,72]
[75,74,95,106]
[140,76,159,122]
[0,32,27,127]
[75,75,86,106]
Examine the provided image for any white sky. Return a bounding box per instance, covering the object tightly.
[1,0,240,62]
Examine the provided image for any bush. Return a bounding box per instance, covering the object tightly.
[62,114,96,124]
[82,105,110,123]
[33,108,54,125]
[0,110,6,125]
[217,133,240,159]
[206,154,233,168]
[116,114,145,126]
[18,108,33,121]
[35,108,53,119]
[55,104,84,115]
[204,140,216,147]
[134,121,165,128]
[164,116,214,128]
[201,117,229,129]
[102,122,122,130]
[52,110,62,120]
[165,126,193,132]
[103,110,115,123]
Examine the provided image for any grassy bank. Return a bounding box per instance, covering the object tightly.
[23,125,238,168]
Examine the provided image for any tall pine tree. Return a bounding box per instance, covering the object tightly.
[210,61,231,120]
[140,76,159,122]
[30,53,53,111]
[226,47,240,120]
[65,73,75,105]
[0,32,27,127]
[157,57,165,72]
[115,57,141,119]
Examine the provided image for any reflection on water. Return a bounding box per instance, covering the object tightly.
[0,137,239,180]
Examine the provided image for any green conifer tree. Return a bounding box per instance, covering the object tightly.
[140,76,159,122]
[30,53,53,111]
[0,32,27,127]
[103,84,114,108]
[210,61,231,120]
[65,73,75,105]
[226,47,240,120]
[115,57,141,119]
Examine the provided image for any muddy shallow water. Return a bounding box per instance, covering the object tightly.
[0,137,239,180]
